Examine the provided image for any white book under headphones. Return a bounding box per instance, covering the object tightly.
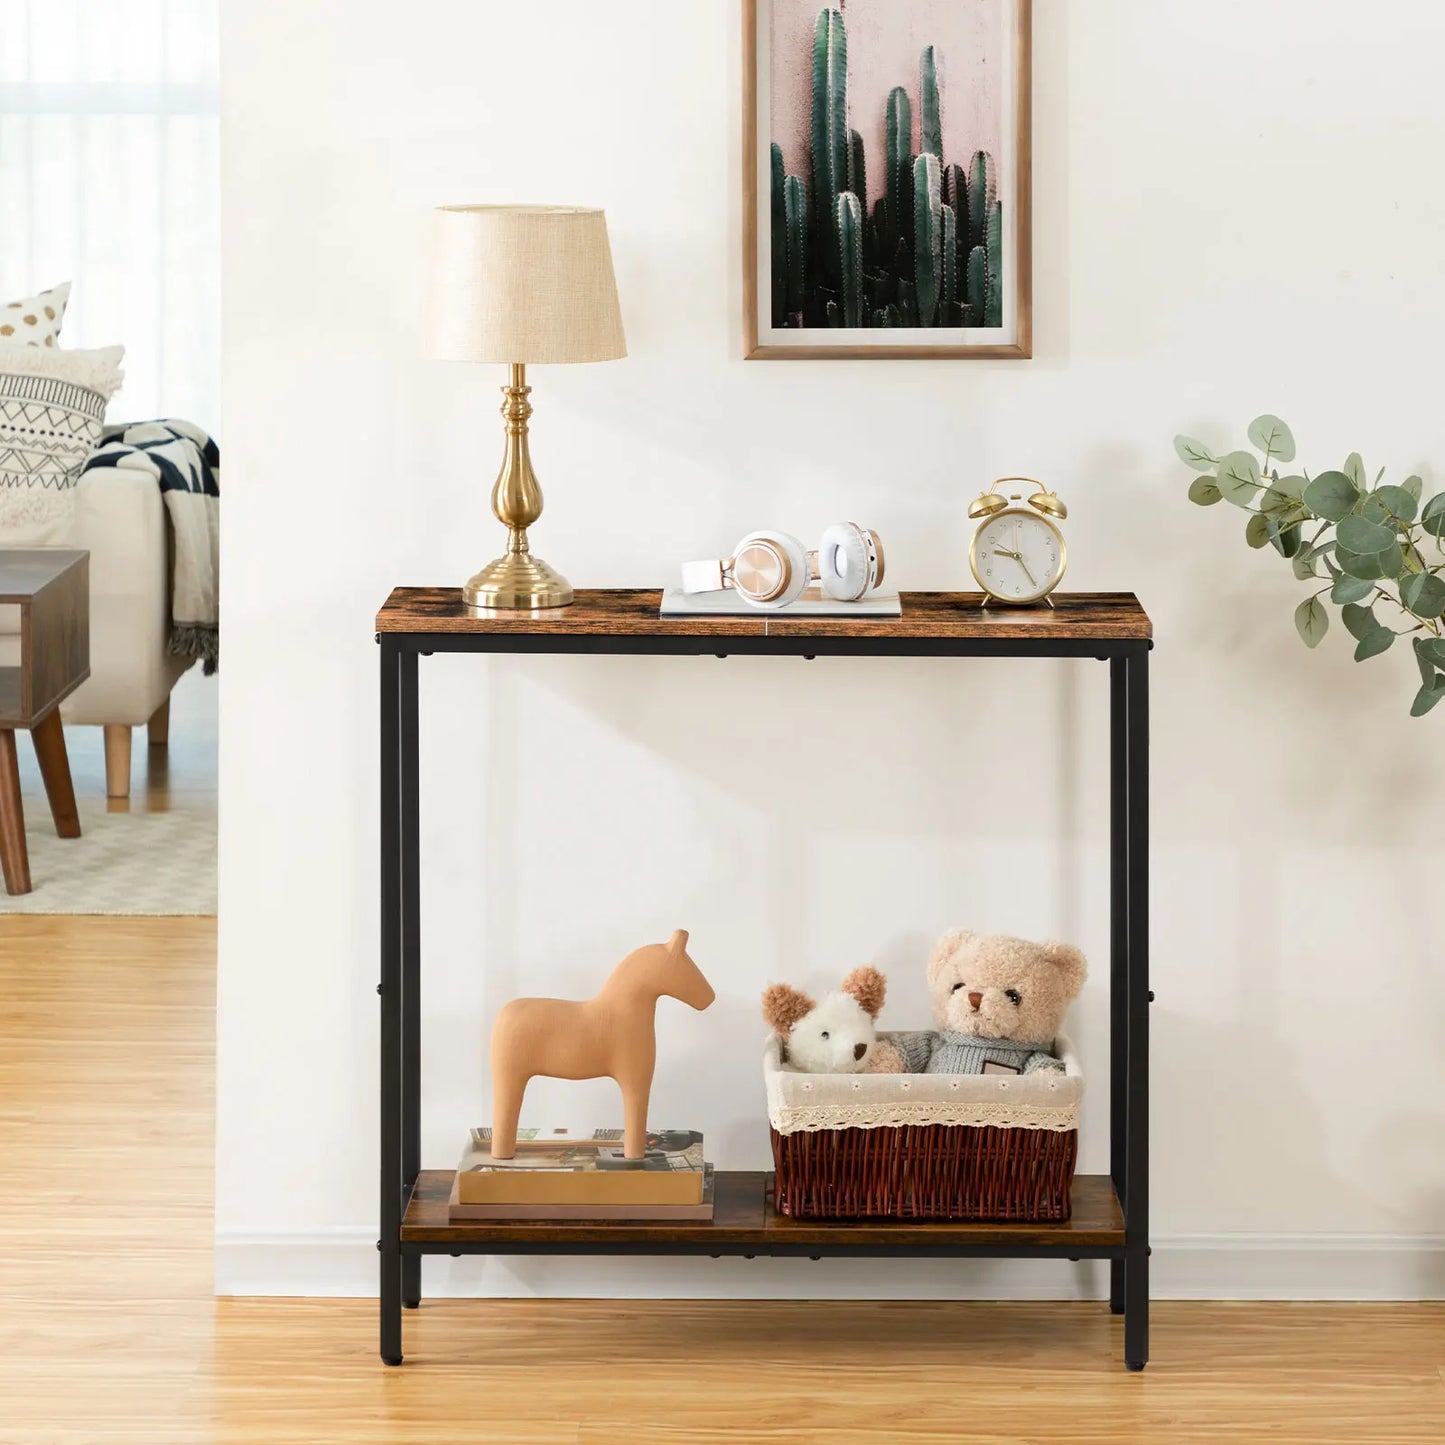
[661,523,902,617]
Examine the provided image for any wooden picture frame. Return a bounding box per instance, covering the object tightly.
[744,0,1032,360]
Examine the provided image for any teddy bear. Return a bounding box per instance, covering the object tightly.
[761,965,893,1073]
[870,930,1086,1076]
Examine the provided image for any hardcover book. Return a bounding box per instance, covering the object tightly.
[457,1128,706,1205]
[448,1164,716,1222]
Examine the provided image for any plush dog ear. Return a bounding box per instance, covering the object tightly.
[926,930,976,987]
[761,983,815,1037]
[1044,941,1088,998]
[841,965,887,1020]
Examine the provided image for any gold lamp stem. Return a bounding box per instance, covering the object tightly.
[463,362,575,610]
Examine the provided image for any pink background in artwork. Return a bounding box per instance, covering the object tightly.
[769,0,1003,211]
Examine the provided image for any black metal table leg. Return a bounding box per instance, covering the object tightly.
[1108,656,1128,1317]
[379,637,404,1365]
[400,648,421,1311]
[1123,646,1150,1371]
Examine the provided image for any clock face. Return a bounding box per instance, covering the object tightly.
[970,510,1066,603]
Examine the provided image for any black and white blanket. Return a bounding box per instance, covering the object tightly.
[85,419,219,674]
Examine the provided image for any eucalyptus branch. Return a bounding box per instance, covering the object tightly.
[1373,586,1419,624]
[1175,416,1445,716]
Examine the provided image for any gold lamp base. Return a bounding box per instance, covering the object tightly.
[463,551,574,611]
[464,361,575,613]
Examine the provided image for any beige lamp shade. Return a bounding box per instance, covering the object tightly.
[425,204,626,365]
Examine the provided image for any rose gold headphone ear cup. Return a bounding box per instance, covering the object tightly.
[869,530,885,589]
[733,530,809,608]
[731,535,787,603]
[731,530,810,607]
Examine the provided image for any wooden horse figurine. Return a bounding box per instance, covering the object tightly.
[489,929,715,1160]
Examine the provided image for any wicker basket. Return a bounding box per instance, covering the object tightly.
[765,1032,1081,1221]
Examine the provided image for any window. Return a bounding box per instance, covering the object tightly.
[0,0,219,430]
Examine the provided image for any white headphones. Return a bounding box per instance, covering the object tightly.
[681,523,885,610]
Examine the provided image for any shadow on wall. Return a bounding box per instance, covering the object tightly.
[1158,1005,1373,1237]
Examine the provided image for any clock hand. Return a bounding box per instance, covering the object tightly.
[1015,553,1038,588]
[993,548,1018,559]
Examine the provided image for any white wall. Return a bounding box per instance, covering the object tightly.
[216,0,1445,1298]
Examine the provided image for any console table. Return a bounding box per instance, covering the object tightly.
[375,588,1152,1369]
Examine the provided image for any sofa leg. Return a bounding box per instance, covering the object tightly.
[148,697,171,749]
[104,725,133,800]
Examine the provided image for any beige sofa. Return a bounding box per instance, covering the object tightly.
[1,467,191,798]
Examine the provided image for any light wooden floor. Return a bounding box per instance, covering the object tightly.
[1,915,1443,1443]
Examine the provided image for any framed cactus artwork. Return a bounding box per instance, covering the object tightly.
[744,0,1032,360]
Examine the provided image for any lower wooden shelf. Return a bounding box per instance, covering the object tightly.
[400,1170,1125,1254]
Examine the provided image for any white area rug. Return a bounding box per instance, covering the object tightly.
[0,801,216,915]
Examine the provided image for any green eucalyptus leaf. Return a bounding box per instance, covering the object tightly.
[1401,571,1445,619]
[1416,637,1445,666]
[1410,680,1445,716]
[1248,415,1296,464]
[1341,602,1378,641]
[1338,547,1383,580]
[1272,474,1307,506]
[1377,542,1407,579]
[1341,542,1407,582]
[1421,493,1445,538]
[1331,574,1374,605]
[1245,512,1270,548]
[1354,627,1395,662]
[1403,475,1424,503]
[1292,547,1318,580]
[1303,470,1359,522]
[1412,638,1438,687]
[1269,522,1303,558]
[1336,515,1395,554]
[1174,435,1219,470]
[1344,453,1367,489]
[1265,506,1310,536]
[1362,485,1418,527]
[1216,450,1262,507]
[1294,596,1329,649]
[1187,475,1222,506]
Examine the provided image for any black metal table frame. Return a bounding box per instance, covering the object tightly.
[378,629,1150,1369]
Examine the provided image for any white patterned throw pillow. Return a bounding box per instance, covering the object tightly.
[0,282,71,348]
[0,343,124,538]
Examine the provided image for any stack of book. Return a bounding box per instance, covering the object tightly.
[449,1127,713,1222]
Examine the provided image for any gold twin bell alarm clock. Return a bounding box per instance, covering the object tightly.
[967,477,1069,607]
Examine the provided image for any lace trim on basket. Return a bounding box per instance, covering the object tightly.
[771,1100,1079,1136]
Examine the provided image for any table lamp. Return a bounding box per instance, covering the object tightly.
[425,204,627,610]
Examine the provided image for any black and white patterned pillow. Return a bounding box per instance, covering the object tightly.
[0,344,124,535]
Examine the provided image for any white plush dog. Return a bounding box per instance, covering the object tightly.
[761,966,889,1073]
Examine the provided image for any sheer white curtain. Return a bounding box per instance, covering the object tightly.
[0,0,219,431]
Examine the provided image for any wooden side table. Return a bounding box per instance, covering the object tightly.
[0,549,89,895]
